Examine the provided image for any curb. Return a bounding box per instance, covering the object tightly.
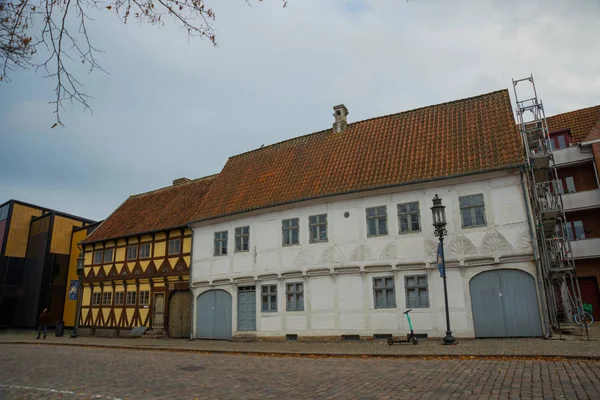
[2,341,600,361]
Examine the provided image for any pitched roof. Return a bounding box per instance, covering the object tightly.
[546,105,600,144]
[191,89,523,223]
[82,175,216,244]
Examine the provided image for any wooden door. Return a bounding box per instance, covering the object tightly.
[168,291,193,338]
[153,293,165,328]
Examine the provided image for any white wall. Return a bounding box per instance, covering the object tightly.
[191,170,539,338]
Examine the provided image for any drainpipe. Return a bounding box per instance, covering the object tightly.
[520,168,551,338]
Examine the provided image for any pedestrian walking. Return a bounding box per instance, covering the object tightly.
[37,308,50,339]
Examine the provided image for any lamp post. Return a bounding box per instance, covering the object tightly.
[70,250,85,338]
[431,194,456,345]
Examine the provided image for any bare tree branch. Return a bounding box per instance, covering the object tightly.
[1,0,289,127]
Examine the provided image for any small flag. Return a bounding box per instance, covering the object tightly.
[437,243,446,278]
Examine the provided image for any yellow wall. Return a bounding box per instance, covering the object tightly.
[4,203,43,257]
[51,216,84,255]
[62,228,87,327]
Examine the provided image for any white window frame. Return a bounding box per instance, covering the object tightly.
[459,194,486,228]
[102,292,113,305]
[282,218,300,246]
[405,275,429,308]
[126,245,138,261]
[235,227,250,252]
[366,206,388,237]
[309,214,328,243]
[168,238,181,255]
[373,276,395,309]
[93,250,103,264]
[286,282,304,311]
[91,292,102,306]
[214,231,228,256]
[139,243,151,259]
[114,292,124,305]
[398,202,420,233]
[126,291,136,305]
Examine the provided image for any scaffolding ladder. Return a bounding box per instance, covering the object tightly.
[512,75,588,337]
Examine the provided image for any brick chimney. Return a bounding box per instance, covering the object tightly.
[173,177,191,186]
[333,104,349,133]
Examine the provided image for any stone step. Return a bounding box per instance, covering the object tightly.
[231,334,256,342]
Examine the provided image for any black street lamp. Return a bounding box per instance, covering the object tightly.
[431,194,456,345]
[70,249,85,338]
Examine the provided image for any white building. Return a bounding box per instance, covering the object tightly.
[189,90,546,340]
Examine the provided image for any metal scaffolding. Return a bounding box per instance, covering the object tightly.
[512,75,588,337]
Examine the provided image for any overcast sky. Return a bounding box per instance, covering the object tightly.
[1,0,599,221]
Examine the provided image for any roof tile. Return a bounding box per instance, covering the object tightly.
[546,105,600,143]
[82,175,216,244]
[192,89,523,222]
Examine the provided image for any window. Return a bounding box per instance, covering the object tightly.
[286,282,304,311]
[214,232,228,256]
[102,292,112,305]
[405,275,429,308]
[261,285,277,312]
[139,291,150,305]
[373,277,395,308]
[168,238,181,255]
[398,202,420,233]
[139,243,151,259]
[460,194,486,228]
[366,206,388,237]
[565,177,576,194]
[235,227,250,252]
[126,245,138,260]
[91,292,101,306]
[550,133,570,150]
[566,221,585,241]
[93,250,103,264]
[282,218,300,246]
[114,292,124,305]
[309,214,328,243]
[126,291,136,305]
[103,248,114,263]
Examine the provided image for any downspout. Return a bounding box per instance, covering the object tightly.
[520,167,551,338]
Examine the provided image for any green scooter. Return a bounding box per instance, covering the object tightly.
[387,309,419,345]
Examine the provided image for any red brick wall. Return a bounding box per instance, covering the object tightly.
[575,258,600,319]
[593,143,600,181]
[557,163,599,192]
[566,209,600,239]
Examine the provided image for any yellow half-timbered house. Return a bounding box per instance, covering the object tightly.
[79,175,215,338]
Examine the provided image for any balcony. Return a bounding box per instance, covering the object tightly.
[562,189,600,211]
[570,238,600,259]
[553,146,593,166]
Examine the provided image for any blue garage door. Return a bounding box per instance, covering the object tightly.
[196,290,232,339]
[470,269,542,338]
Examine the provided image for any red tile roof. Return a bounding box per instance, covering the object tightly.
[546,105,600,144]
[82,175,216,244]
[191,89,523,223]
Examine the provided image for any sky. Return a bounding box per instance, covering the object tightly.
[1,0,599,221]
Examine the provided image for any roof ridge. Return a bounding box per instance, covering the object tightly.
[230,88,509,159]
[129,174,218,199]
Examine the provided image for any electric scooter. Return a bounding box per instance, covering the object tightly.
[387,309,419,345]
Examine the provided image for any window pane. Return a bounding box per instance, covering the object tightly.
[557,135,567,149]
[291,228,299,244]
[472,195,484,206]
[366,208,376,218]
[409,202,419,212]
[399,215,409,232]
[309,216,316,224]
[461,209,472,227]
[459,197,471,208]
[565,177,576,193]
[573,221,585,239]
[378,218,387,235]
[367,219,376,236]
[398,204,408,214]
[377,206,387,216]
[411,217,420,232]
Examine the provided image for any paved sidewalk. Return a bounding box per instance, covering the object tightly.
[1,327,598,359]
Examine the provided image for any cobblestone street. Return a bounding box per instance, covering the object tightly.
[1,344,599,399]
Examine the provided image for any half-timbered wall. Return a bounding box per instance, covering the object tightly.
[80,228,192,332]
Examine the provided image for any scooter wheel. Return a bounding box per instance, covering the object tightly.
[411,336,419,345]
[387,338,394,346]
